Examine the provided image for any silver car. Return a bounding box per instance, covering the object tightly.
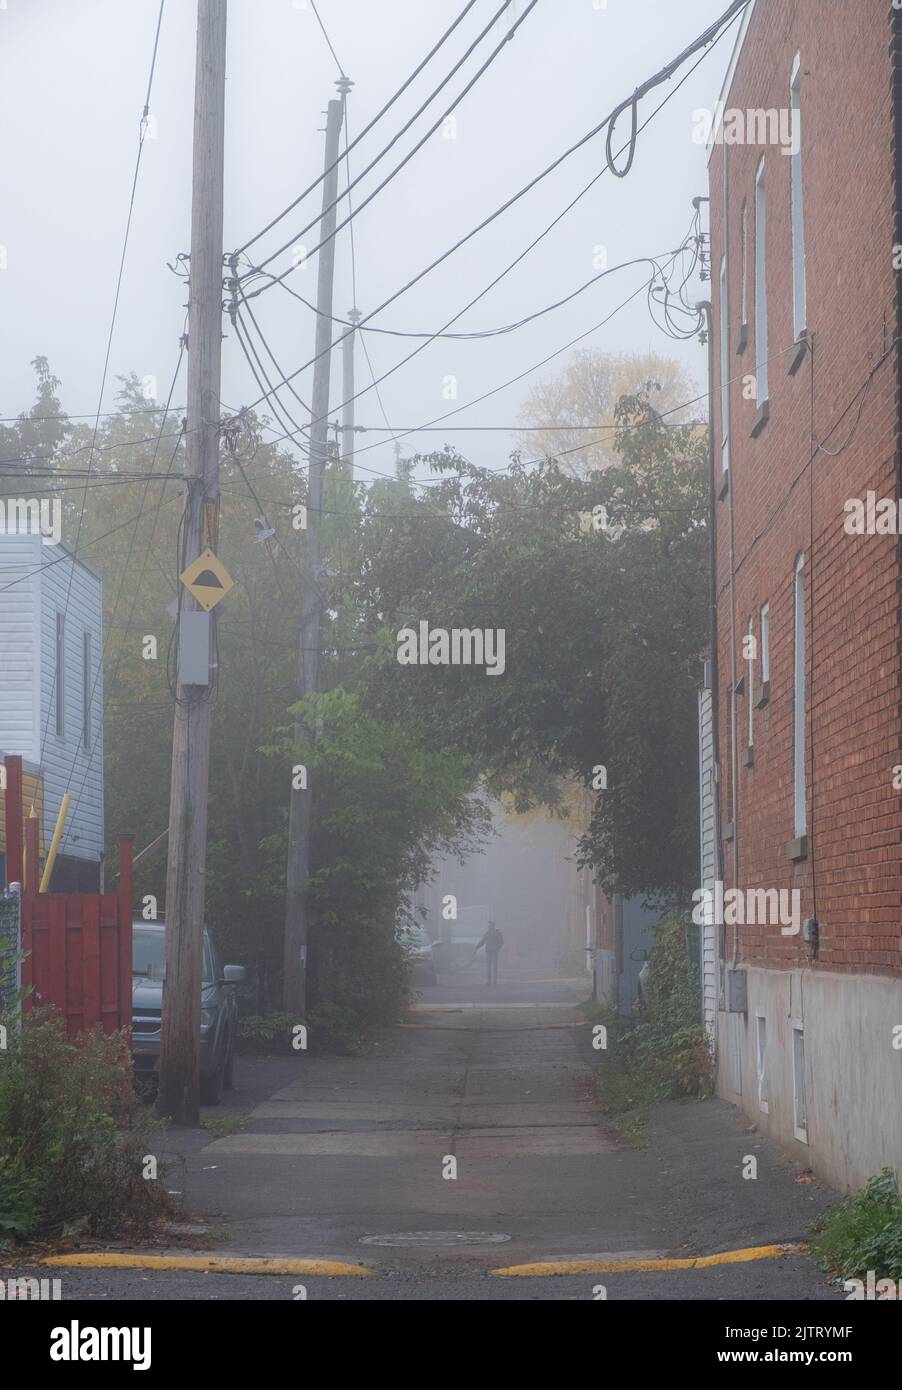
[131,919,245,1105]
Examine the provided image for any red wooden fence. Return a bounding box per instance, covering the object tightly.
[4,755,133,1037]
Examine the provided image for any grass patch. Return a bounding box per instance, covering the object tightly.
[200,1111,246,1141]
[810,1169,902,1282]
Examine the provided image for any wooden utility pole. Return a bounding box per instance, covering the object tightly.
[282,85,347,1014]
[341,306,360,482]
[158,0,227,1124]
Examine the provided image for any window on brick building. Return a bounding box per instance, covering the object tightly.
[792,1021,808,1143]
[739,199,748,332]
[719,255,730,470]
[747,616,754,749]
[790,53,807,340]
[793,555,806,837]
[754,157,768,405]
[756,1012,769,1113]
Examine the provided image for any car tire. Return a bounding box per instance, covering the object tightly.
[200,1052,225,1106]
[223,1034,235,1090]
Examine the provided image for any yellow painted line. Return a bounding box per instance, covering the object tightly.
[43,1253,374,1277]
[492,1243,807,1276]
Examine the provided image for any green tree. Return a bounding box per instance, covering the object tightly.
[360,392,709,901]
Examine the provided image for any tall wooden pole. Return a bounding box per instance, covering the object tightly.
[158,0,226,1123]
[282,89,345,1015]
[341,306,360,483]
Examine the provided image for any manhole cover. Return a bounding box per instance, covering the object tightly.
[360,1231,511,1248]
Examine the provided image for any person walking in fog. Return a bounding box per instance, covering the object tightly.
[475,922,504,985]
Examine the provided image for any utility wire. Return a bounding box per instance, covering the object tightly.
[237,3,745,424]
[237,0,519,279]
[309,0,347,79]
[59,347,187,843]
[237,0,744,315]
[233,0,483,256]
[37,0,166,775]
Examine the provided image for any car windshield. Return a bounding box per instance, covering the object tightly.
[133,929,214,983]
[397,924,430,947]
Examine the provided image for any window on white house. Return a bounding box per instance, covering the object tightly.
[754,157,769,405]
[760,602,770,682]
[747,617,754,748]
[83,630,92,751]
[756,1012,769,1113]
[55,612,65,738]
[790,54,807,340]
[792,1021,808,1142]
[719,256,730,470]
[794,555,806,837]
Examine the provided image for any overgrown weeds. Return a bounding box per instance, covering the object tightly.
[811,1169,902,1282]
[0,1008,176,1247]
[584,912,713,1119]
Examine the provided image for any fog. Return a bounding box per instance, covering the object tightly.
[0,0,731,481]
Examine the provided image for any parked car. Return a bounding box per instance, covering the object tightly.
[131,919,245,1104]
[397,923,439,986]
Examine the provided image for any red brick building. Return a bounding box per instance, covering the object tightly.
[703,0,902,1188]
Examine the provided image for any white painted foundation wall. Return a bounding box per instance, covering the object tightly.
[716,965,902,1192]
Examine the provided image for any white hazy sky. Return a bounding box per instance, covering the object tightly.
[0,0,736,484]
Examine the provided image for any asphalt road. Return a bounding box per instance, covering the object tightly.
[11,965,843,1301]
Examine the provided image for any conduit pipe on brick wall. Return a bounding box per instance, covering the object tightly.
[723,144,740,971]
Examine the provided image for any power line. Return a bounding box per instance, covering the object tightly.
[0,429,186,469]
[37,0,167,775]
[59,346,188,846]
[247,233,695,481]
[236,0,520,279]
[235,243,687,470]
[0,491,183,598]
[309,0,347,79]
[0,405,185,423]
[237,3,746,424]
[237,0,537,291]
[233,0,483,256]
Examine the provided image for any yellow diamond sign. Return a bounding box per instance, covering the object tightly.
[179,548,234,611]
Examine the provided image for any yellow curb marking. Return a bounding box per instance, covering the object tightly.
[492,1243,807,1276]
[42,1254,374,1277]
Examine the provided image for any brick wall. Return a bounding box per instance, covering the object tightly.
[710,0,902,977]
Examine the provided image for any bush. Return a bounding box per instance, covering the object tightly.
[238,1004,368,1056]
[0,1008,177,1245]
[812,1169,902,1282]
[588,912,714,1113]
[238,1012,301,1055]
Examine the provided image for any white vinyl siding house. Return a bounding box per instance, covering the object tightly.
[0,535,104,882]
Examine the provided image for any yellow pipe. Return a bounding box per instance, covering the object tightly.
[39,793,70,893]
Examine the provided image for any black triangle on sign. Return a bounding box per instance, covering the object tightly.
[193,569,224,589]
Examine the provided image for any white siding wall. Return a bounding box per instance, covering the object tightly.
[0,534,41,761]
[698,687,719,1041]
[38,546,104,863]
